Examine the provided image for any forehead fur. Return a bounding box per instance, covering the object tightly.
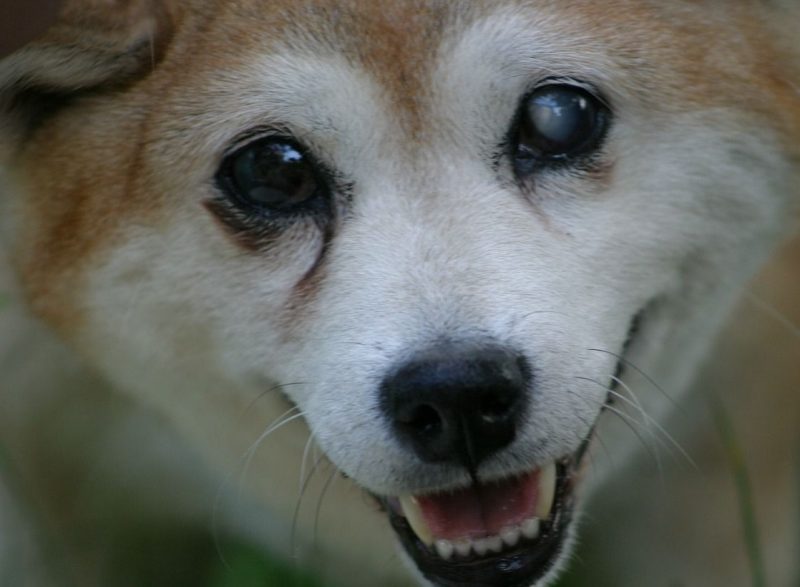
[169,0,799,135]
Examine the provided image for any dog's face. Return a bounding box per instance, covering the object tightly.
[2,1,798,585]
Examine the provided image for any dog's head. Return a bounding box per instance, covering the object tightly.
[2,1,798,585]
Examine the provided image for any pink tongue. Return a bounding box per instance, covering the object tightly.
[415,470,540,541]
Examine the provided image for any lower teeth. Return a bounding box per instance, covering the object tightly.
[429,516,542,560]
[435,540,455,560]
[521,517,541,539]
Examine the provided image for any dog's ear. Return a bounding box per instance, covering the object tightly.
[0,0,172,126]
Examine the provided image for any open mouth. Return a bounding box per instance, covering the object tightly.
[382,452,585,587]
[378,308,646,586]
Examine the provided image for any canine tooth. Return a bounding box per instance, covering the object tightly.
[500,526,520,547]
[521,517,541,540]
[486,535,504,553]
[536,462,557,519]
[435,540,454,561]
[399,496,434,546]
[454,540,472,558]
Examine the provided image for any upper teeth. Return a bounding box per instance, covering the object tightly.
[398,461,559,558]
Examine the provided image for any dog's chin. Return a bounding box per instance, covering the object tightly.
[375,440,589,587]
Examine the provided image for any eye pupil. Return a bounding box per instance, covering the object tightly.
[529,93,591,149]
[515,84,608,170]
[221,138,322,212]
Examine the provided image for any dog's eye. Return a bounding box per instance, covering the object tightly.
[217,138,324,213]
[514,85,609,171]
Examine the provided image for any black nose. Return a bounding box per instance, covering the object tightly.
[380,344,530,469]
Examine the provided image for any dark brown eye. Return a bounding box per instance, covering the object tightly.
[514,84,609,174]
[217,137,326,214]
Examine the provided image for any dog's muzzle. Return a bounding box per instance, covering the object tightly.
[374,343,585,587]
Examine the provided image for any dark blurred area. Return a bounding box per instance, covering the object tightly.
[0,0,62,57]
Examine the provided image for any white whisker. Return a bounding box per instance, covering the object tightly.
[313,465,338,550]
[744,291,800,341]
[291,452,327,560]
[239,407,305,494]
[572,377,662,475]
[609,375,697,470]
[213,404,305,569]
[299,433,316,495]
[602,403,665,479]
[587,348,682,413]
[559,386,614,469]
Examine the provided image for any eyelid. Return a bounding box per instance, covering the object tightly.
[529,78,611,110]
[223,127,293,157]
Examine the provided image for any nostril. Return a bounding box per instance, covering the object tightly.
[478,392,515,424]
[399,404,444,437]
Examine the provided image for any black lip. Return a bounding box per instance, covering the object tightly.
[383,460,577,587]
[604,307,646,405]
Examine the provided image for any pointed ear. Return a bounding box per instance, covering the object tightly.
[1,0,172,102]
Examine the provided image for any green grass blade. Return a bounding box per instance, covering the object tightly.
[710,395,767,587]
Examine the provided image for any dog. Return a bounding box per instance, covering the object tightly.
[1,1,798,586]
